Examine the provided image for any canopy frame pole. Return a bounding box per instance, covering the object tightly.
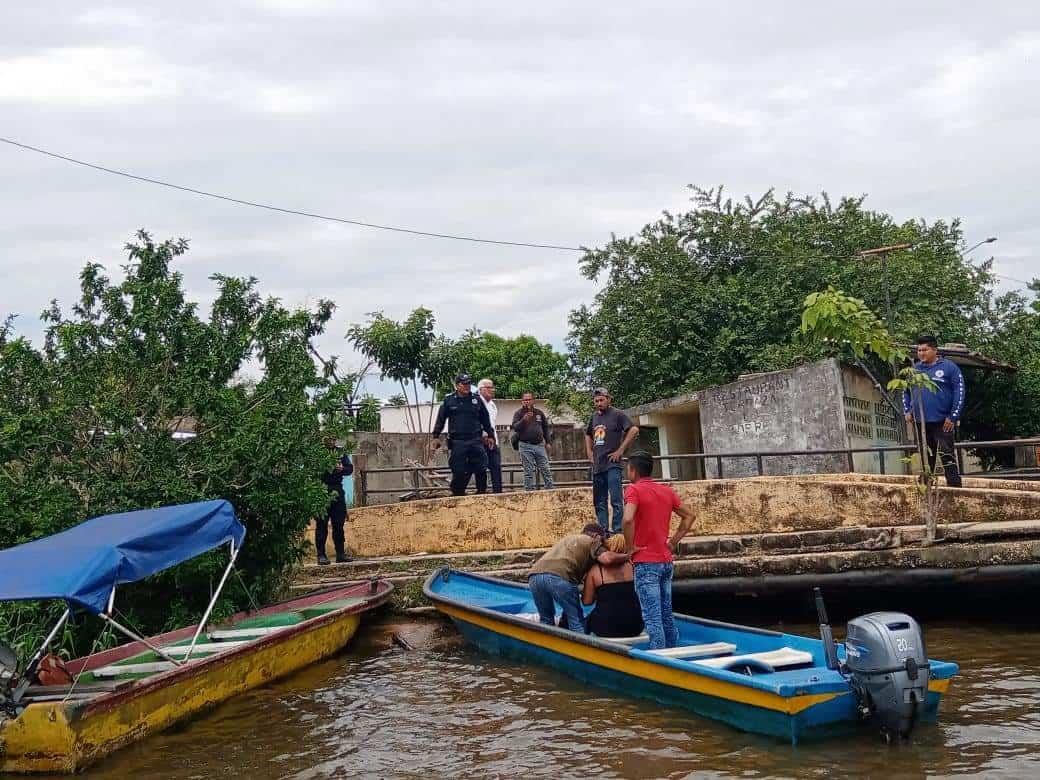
[99,615,184,667]
[184,541,239,662]
[10,608,72,704]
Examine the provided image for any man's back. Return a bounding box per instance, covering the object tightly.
[624,479,680,564]
[530,533,600,583]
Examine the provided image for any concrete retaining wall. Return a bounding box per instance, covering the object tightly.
[333,474,1040,558]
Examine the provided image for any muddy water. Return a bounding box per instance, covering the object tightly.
[71,617,1040,779]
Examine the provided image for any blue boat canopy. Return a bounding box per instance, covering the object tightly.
[0,500,246,615]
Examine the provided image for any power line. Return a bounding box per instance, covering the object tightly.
[0,136,586,252]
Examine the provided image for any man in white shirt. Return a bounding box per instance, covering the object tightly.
[476,378,503,493]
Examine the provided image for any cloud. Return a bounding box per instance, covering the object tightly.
[1,0,1037,372]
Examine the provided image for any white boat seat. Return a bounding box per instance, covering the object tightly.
[208,626,287,640]
[159,640,250,657]
[694,647,814,672]
[516,612,541,622]
[92,660,182,678]
[601,634,650,646]
[645,642,736,659]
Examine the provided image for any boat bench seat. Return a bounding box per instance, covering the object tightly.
[602,634,650,646]
[159,640,251,657]
[208,626,290,640]
[92,660,185,678]
[646,642,736,659]
[694,647,814,673]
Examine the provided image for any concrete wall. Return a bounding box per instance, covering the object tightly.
[354,429,591,504]
[336,474,1040,557]
[838,363,907,475]
[699,360,848,477]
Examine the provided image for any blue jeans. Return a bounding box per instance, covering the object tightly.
[634,562,678,649]
[519,441,554,490]
[593,466,624,533]
[528,573,585,632]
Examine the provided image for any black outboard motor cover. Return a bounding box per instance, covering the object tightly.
[844,612,930,738]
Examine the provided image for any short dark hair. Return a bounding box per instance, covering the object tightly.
[582,523,605,538]
[628,451,653,477]
[521,390,534,398]
[915,334,938,347]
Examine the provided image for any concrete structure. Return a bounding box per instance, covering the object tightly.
[625,358,906,479]
[329,473,1040,558]
[379,398,582,434]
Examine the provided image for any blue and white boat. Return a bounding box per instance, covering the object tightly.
[424,568,959,744]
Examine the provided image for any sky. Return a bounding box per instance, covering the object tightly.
[2,2,1038,398]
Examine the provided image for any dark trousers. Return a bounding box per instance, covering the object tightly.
[486,444,503,493]
[593,466,624,533]
[449,438,488,496]
[315,508,346,558]
[924,422,962,488]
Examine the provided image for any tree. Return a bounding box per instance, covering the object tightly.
[800,287,942,542]
[0,232,350,656]
[354,394,381,432]
[438,329,571,402]
[568,187,990,408]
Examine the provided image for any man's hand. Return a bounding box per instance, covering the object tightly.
[943,418,955,433]
[483,435,495,448]
[523,411,534,422]
[607,449,623,463]
[904,413,913,423]
[429,438,442,456]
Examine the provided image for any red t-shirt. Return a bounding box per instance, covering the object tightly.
[624,479,681,564]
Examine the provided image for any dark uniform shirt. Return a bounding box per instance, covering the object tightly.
[432,392,494,442]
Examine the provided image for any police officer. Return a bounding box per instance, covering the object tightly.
[430,373,496,495]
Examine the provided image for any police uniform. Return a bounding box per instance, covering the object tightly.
[432,377,495,495]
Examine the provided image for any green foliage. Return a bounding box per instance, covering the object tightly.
[0,232,347,656]
[436,329,571,402]
[800,287,900,363]
[354,394,381,432]
[568,187,989,408]
[385,393,408,407]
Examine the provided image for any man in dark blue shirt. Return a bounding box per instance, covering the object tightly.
[317,449,354,565]
[902,334,965,488]
[431,373,496,496]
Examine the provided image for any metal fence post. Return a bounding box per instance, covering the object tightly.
[715,455,724,479]
[755,453,764,476]
[878,450,886,475]
[846,450,855,473]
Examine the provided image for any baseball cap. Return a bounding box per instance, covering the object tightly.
[592,387,610,397]
[456,373,473,384]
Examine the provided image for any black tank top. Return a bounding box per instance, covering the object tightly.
[586,566,644,638]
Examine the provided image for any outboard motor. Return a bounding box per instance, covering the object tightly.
[844,612,930,740]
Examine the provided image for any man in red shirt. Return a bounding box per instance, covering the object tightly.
[621,451,697,649]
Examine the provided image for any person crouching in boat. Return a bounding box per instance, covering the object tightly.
[622,451,697,650]
[581,534,644,638]
[528,524,631,632]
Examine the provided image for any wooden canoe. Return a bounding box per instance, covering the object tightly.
[0,580,392,774]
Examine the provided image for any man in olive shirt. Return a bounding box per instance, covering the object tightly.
[528,524,631,632]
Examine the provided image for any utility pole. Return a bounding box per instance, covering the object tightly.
[857,243,912,329]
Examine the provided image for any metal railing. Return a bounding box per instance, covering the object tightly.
[354,437,1040,504]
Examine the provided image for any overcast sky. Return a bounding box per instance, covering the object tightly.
[2,2,1038,397]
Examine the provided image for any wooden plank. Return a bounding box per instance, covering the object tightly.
[208,626,288,640]
[25,680,132,695]
[646,642,736,659]
[158,641,251,657]
[601,633,650,646]
[93,661,180,678]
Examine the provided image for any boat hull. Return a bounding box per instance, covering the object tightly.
[0,582,390,773]
[427,571,955,744]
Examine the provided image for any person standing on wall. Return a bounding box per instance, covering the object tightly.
[476,378,503,494]
[622,451,697,650]
[317,445,354,565]
[903,334,965,488]
[431,373,496,496]
[585,388,639,533]
[511,391,555,490]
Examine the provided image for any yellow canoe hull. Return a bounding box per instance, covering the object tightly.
[1,582,389,773]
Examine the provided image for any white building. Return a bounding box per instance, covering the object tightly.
[379,398,582,434]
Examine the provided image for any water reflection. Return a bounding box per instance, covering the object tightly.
[71,619,1040,779]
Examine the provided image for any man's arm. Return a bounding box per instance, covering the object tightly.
[585,433,595,462]
[903,387,913,421]
[595,550,630,566]
[539,411,551,444]
[609,423,640,461]
[622,502,637,552]
[477,398,494,438]
[431,400,448,439]
[581,570,597,605]
[511,409,525,432]
[668,503,696,552]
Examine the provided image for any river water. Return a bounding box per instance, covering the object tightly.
[72,612,1040,780]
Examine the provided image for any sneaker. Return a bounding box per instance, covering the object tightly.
[335,554,353,564]
[317,555,330,566]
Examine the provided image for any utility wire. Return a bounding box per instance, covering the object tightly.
[2,136,1036,288]
[0,136,586,252]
